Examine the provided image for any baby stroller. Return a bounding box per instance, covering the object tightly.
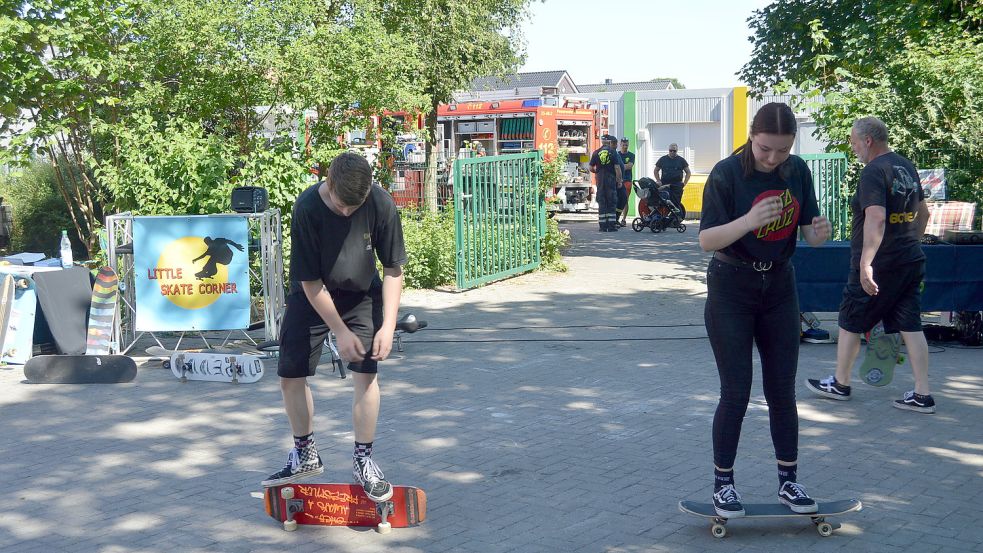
[631,177,686,233]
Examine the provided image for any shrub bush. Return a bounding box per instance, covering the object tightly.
[399,207,456,289]
[0,160,80,257]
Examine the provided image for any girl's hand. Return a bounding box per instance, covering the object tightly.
[744,195,784,231]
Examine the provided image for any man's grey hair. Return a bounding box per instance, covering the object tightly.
[852,117,889,144]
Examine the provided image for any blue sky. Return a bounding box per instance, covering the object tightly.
[518,0,774,89]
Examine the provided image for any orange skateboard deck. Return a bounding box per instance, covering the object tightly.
[264,483,426,533]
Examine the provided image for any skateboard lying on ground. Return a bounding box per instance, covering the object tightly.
[679,499,862,538]
[264,483,426,534]
[164,351,264,383]
[145,345,233,356]
[24,354,137,383]
[859,321,903,386]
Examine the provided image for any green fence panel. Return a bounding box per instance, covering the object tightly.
[801,153,850,241]
[453,152,543,289]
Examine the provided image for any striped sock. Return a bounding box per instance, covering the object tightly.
[354,441,373,458]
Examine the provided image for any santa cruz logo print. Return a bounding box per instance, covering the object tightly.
[752,189,800,241]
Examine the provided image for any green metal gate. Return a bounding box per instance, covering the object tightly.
[453,152,544,289]
[801,153,850,240]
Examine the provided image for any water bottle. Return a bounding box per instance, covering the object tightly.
[60,229,73,268]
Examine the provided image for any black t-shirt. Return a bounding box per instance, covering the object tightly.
[589,146,621,187]
[619,150,635,182]
[700,154,820,263]
[289,182,407,296]
[656,154,689,185]
[849,152,925,269]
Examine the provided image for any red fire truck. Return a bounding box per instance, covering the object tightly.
[436,98,605,212]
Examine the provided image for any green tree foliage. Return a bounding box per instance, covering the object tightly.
[741,1,981,93]
[741,1,982,207]
[379,0,536,210]
[0,161,77,255]
[651,77,685,89]
[0,0,426,255]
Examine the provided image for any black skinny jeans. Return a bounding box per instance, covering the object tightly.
[704,258,801,469]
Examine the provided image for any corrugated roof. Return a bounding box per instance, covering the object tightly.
[468,70,570,92]
[579,80,675,93]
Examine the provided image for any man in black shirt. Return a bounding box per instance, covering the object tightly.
[617,138,636,227]
[806,117,934,413]
[262,152,409,499]
[655,143,691,214]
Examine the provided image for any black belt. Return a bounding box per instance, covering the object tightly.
[713,251,786,272]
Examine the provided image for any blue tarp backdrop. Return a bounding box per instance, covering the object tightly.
[791,241,983,313]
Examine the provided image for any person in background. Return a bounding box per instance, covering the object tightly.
[655,143,691,214]
[589,135,623,232]
[617,138,636,227]
[806,116,934,414]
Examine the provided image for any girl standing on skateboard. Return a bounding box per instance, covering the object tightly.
[698,102,832,518]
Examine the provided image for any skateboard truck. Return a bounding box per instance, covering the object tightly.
[175,354,188,383]
[376,500,394,534]
[279,486,303,532]
[229,357,240,385]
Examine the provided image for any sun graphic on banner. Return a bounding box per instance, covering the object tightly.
[156,237,228,310]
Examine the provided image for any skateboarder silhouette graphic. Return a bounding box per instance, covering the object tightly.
[192,236,244,280]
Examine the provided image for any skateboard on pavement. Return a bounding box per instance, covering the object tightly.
[164,351,265,383]
[24,354,137,383]
[859,321,903,386]
[85,266,118,355]
[679,498,861,538]
[264,483,427,534]
[145,345,232,356]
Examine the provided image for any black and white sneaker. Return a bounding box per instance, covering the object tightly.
[712,484,745,518]
[805,375,851,400]
[353,456,393,502]
[779,481,818,513]
[893,390,936,414]
[261,447,323,487]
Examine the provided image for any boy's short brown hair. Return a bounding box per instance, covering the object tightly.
[328,152,373,207]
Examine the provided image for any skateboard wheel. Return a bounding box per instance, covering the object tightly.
[283,520,297,532]
[817,522,833,537]
[376,521,392,534]
[280,486,295,500]
[711,523,726,538]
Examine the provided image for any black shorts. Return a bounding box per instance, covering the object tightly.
[277,289,383,378]
[838,261,924,334]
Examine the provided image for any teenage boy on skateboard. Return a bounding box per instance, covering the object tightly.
[262,152,408,503]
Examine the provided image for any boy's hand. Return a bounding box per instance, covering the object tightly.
[335,328,366,362]
[371,326,395,361]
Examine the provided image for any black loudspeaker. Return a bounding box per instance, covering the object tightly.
[231,186,269,213]
[943,229,983,245]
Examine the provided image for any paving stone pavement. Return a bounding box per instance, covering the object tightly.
[1,221,982,552]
